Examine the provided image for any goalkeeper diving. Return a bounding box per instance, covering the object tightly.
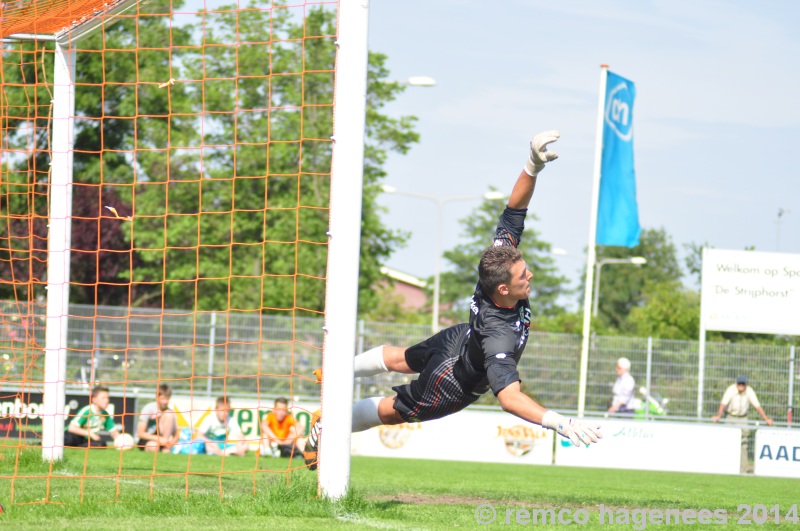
[305,131,602,468]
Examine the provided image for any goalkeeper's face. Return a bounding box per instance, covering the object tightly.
[507,260,532,300]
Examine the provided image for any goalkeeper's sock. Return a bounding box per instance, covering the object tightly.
[303,411,321,470]
[353,346,388,378]
[351,397,382,432]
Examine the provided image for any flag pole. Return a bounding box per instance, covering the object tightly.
[577,64,608,417]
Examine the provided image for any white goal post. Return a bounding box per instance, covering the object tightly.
[318,0,370,500]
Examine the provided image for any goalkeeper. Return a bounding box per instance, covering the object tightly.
[305,131,601,468]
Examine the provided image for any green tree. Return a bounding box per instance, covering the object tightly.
[71,1,197,307]
[0,2,417,314]
[2,2,416,317]
[591,227,682,332]
[626,280,700,339]
[0,43,55,304]
[438,192,569,322]
[682,241,708,289]
[0,1,197,306]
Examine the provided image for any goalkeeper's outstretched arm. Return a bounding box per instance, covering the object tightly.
[507,130,560,210]
[496,381,603,447]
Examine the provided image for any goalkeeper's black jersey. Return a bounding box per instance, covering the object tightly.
[452,206,531,396]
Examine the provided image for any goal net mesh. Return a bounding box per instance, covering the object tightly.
[1,0,337,504]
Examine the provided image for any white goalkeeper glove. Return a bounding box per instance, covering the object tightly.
[542,410,602,447]
[523,130,560,177]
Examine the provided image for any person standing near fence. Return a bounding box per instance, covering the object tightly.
[608,357,635,414]
[712,375,773,473]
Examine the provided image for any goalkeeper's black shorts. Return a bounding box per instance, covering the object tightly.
[392,323,480,423]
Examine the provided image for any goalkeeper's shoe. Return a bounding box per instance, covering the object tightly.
[303,409,321,471]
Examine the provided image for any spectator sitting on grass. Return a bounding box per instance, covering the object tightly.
[64,385,122,448]
[137,384,180,453]
[260,397,304,457]
[197,396,248,456]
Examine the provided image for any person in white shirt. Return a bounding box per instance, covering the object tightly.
[608,357,635,414]
[197,396,248,456]
[712,376,773,425]
[712,376,773,473]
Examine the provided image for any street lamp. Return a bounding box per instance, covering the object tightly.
[389,76,437,87]
[405,76,436,87]
[592,257,647,316]
[381,185,507,333]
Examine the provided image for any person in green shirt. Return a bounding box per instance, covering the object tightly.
[64,385,122,447]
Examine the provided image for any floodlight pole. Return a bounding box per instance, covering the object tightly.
[42,41,76,462]
[319,0,370,500]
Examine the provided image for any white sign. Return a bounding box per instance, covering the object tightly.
[755,428,800,478]
[701,248,800,335]
[351,409,554,465]
[555,420,741,475]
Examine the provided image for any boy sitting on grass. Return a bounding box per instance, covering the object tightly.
[260,397,304,457]
[64,385,123,448]
[137,384,180,453]
[197,396,248,456]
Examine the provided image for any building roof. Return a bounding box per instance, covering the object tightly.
[380,266,427,289]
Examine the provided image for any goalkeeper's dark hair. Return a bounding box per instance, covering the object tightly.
[479,245,523,294]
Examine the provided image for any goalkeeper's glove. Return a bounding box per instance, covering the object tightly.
[542,410,603,447]
[523,130,560,177]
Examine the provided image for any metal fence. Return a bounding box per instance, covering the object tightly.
[1,301,797,420]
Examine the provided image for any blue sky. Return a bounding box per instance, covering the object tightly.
[367,0,800,308]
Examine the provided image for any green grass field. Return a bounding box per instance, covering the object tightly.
[0,445,796,529]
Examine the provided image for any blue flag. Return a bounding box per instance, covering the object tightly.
[597,71,641,247]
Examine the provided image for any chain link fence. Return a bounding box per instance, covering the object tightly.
[1,301,797,420]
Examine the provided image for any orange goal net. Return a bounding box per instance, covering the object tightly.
[1,0,340,505]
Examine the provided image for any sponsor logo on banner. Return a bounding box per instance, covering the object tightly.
[605,82,634,141]
[378,423,421,449]
[0,392,135,437]
[755,428,800,477]
[612,426,655,439]
[558,424,655,448]
[496,425,548,457]
[758,444,800,462]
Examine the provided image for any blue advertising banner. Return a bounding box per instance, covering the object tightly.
[597,71,641,247]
